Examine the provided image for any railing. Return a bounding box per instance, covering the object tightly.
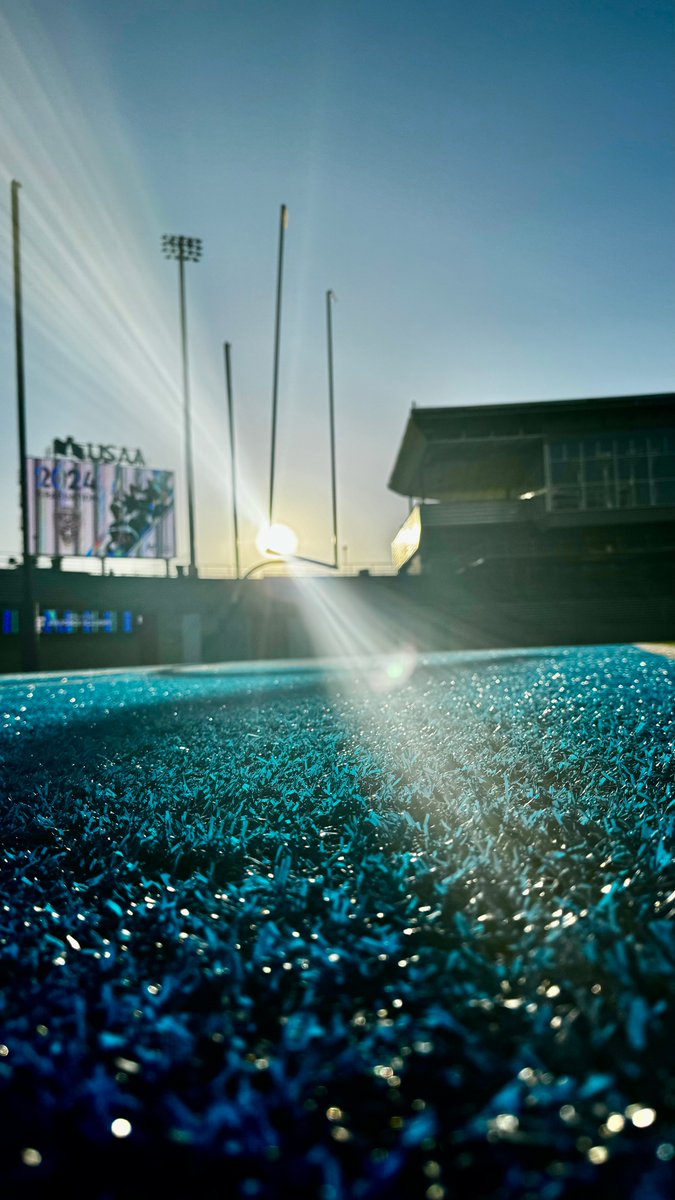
[0,552,398,579]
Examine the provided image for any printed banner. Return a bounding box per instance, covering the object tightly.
[27,458,176,559]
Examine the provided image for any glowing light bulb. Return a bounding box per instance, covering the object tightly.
[256,523,299,557]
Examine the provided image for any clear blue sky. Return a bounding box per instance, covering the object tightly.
[0,0,673,572]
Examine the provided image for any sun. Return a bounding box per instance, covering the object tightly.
[255,522,299,558]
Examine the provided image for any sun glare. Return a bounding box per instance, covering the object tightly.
[256,523,299,558]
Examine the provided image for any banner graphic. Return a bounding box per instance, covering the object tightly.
[28,458,176,559]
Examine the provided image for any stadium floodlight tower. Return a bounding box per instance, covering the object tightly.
[162,233,202,578]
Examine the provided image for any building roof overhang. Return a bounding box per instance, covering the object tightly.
[387,393,675,499]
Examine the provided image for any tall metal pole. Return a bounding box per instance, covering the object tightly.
[223,342,241,579]
[268,203,288,528]
[162,234,202,578]
[326,289,339,569]
[177,253,197,577]
[11,180,38,672]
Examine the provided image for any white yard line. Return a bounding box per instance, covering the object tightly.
[635,643,675,659]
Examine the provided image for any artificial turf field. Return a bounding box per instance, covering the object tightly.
[1,642,674,1200]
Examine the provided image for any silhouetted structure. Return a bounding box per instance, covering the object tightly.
[162,233,202,578]
[389,393,675,606]
[2,393,674,674]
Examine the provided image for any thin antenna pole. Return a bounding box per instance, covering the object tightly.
[11,180,38,672]
[223,342,241,579]
[269,203,288,528]
[325,289,339,569]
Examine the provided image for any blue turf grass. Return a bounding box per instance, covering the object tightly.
[0,644,674,1199]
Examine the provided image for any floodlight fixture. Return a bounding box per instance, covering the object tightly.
[161,234,203,263]
[162,231,203,576]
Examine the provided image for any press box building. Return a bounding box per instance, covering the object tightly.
[389,392,675,604]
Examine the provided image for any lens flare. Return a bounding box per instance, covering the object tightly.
[281,572,420,693]
[256,523,299,557]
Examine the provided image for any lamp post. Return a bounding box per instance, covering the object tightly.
[325,289,339,569]
[162,233,202,578]
[11,180,38,672]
